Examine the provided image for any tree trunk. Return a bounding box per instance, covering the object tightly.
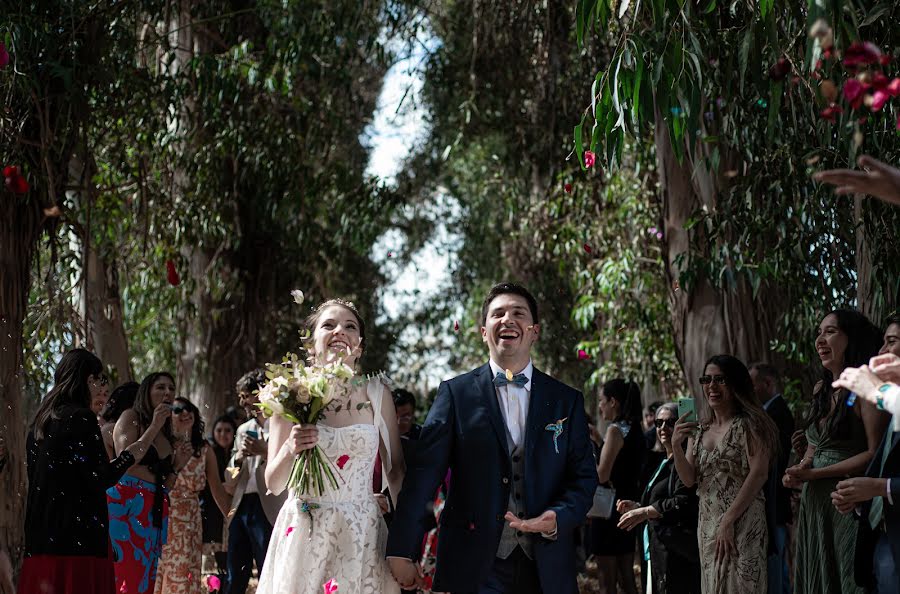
[655,109,783,397]
[0,196,43,569]
[83,245,133,383]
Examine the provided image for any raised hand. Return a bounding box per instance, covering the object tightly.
[671,413,698,449]
[813,155,900,207]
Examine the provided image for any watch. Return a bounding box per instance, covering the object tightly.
[875,383,893,411]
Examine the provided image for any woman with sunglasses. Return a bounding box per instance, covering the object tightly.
[155,398,231,594]
[671,355,777,594]
[617,403,700,594]
[785,310,886,594]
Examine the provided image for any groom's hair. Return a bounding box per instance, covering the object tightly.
[481,282,539,325]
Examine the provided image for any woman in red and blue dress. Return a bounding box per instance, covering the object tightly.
[109,372,192,594]
[19,349,170,594]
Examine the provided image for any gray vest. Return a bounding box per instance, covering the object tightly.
[496,437,534,559]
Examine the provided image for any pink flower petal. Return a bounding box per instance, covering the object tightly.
[871,89,890,111]
[323,578,339,594]
[583,151,596,169]
[577,349,590,360]
[206,575,221,592]
[887,78,900,97]
[285,526,294,536]
[336,454,350,469]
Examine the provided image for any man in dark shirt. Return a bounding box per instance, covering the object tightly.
[750,362,795,594]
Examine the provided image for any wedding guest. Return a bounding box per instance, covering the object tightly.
[672,354,776,594]
[100,381,139,459]
[592,379,645,594]
[17,349,170,594]
[109,372,192,594]
[388,282,597,593]
[155,397,231,594]
[200,415,237,579]
[749,362,795,594]
[224,369,287,594]
[617,403,700,594]
[831,314,900,593]
[814,155,900,207]
[90,372,111,416]
[784,310,888,594]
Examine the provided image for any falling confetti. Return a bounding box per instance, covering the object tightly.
[291,289,305,305]
[577,349,590,360]
[336,454,350,469]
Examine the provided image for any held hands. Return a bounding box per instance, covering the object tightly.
[373,493,390,515]
[617,506,659,531]
[504,510,557,534]
[288,424,319,456]
[783,458,814,489]
[831,477,887,514]
[671,413,698,449]
[387,558,425,590]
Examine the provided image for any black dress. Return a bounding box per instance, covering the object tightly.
[200,440,229,544]
[641,456,701,594]
[18,405,134,594]
[591,420,646,555]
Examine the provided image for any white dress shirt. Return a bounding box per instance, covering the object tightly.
[244,417,269,495]
[488,359,533,448]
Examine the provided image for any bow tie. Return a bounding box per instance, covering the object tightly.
[493,371,528,388]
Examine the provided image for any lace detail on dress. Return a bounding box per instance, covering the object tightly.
[255,422,399,594]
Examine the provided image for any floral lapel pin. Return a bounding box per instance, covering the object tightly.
[544,417,568,454]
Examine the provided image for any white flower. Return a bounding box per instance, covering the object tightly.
[291,289,305,305]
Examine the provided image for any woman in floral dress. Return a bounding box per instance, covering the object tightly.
[155,398,231,594]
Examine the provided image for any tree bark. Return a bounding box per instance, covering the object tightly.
[655,108,783,398]
[83,245,133,383]
[0,196,43,568]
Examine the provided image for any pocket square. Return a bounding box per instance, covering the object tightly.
[544,417,568,453]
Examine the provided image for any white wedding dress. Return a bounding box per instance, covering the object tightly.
[256,380,400,594]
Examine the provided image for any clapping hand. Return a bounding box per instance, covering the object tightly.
[504,510,557,534]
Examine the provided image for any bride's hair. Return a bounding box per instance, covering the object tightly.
[301,298,367,358]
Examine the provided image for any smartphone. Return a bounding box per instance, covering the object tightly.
[677,398,697,423]
[245,429,259,440]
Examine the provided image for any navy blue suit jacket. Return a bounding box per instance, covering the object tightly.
[385,363,598,593]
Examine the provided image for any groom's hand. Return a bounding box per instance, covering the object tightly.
[387,557,425,590]
[504,510,557,535]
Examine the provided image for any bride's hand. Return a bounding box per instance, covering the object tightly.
[288,424,318,455]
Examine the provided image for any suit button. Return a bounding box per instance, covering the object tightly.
[502,477,509,484]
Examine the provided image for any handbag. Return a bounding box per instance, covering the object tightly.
[586,484,616,519]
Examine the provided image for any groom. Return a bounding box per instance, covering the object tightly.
[387,282,597,593]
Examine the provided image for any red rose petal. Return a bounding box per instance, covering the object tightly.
[2,166,17,178]
[583,243,592,254]
[7,174,29,194]
[165,259,180,286]
[577,349,590,360]
[584,151,596,169]
[454,320,459,331]
[285,526,294,536]
[336,454,350,469]
[564,183,572,193]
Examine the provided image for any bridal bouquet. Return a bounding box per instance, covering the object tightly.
[256,353,355,497]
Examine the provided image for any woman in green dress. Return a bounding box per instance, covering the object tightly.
[784,309,888,594]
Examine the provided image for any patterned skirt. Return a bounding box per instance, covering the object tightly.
[107,476,169,594]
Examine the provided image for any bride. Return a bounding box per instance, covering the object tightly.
[257,299,405,594]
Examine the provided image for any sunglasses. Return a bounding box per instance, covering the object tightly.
[654,418,676,429]
[699,375,727,386]
[171,405,192,415]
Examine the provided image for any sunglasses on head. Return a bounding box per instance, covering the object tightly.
[654,418,676,429]
[699,374,727,386]
[171,404,191,415]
